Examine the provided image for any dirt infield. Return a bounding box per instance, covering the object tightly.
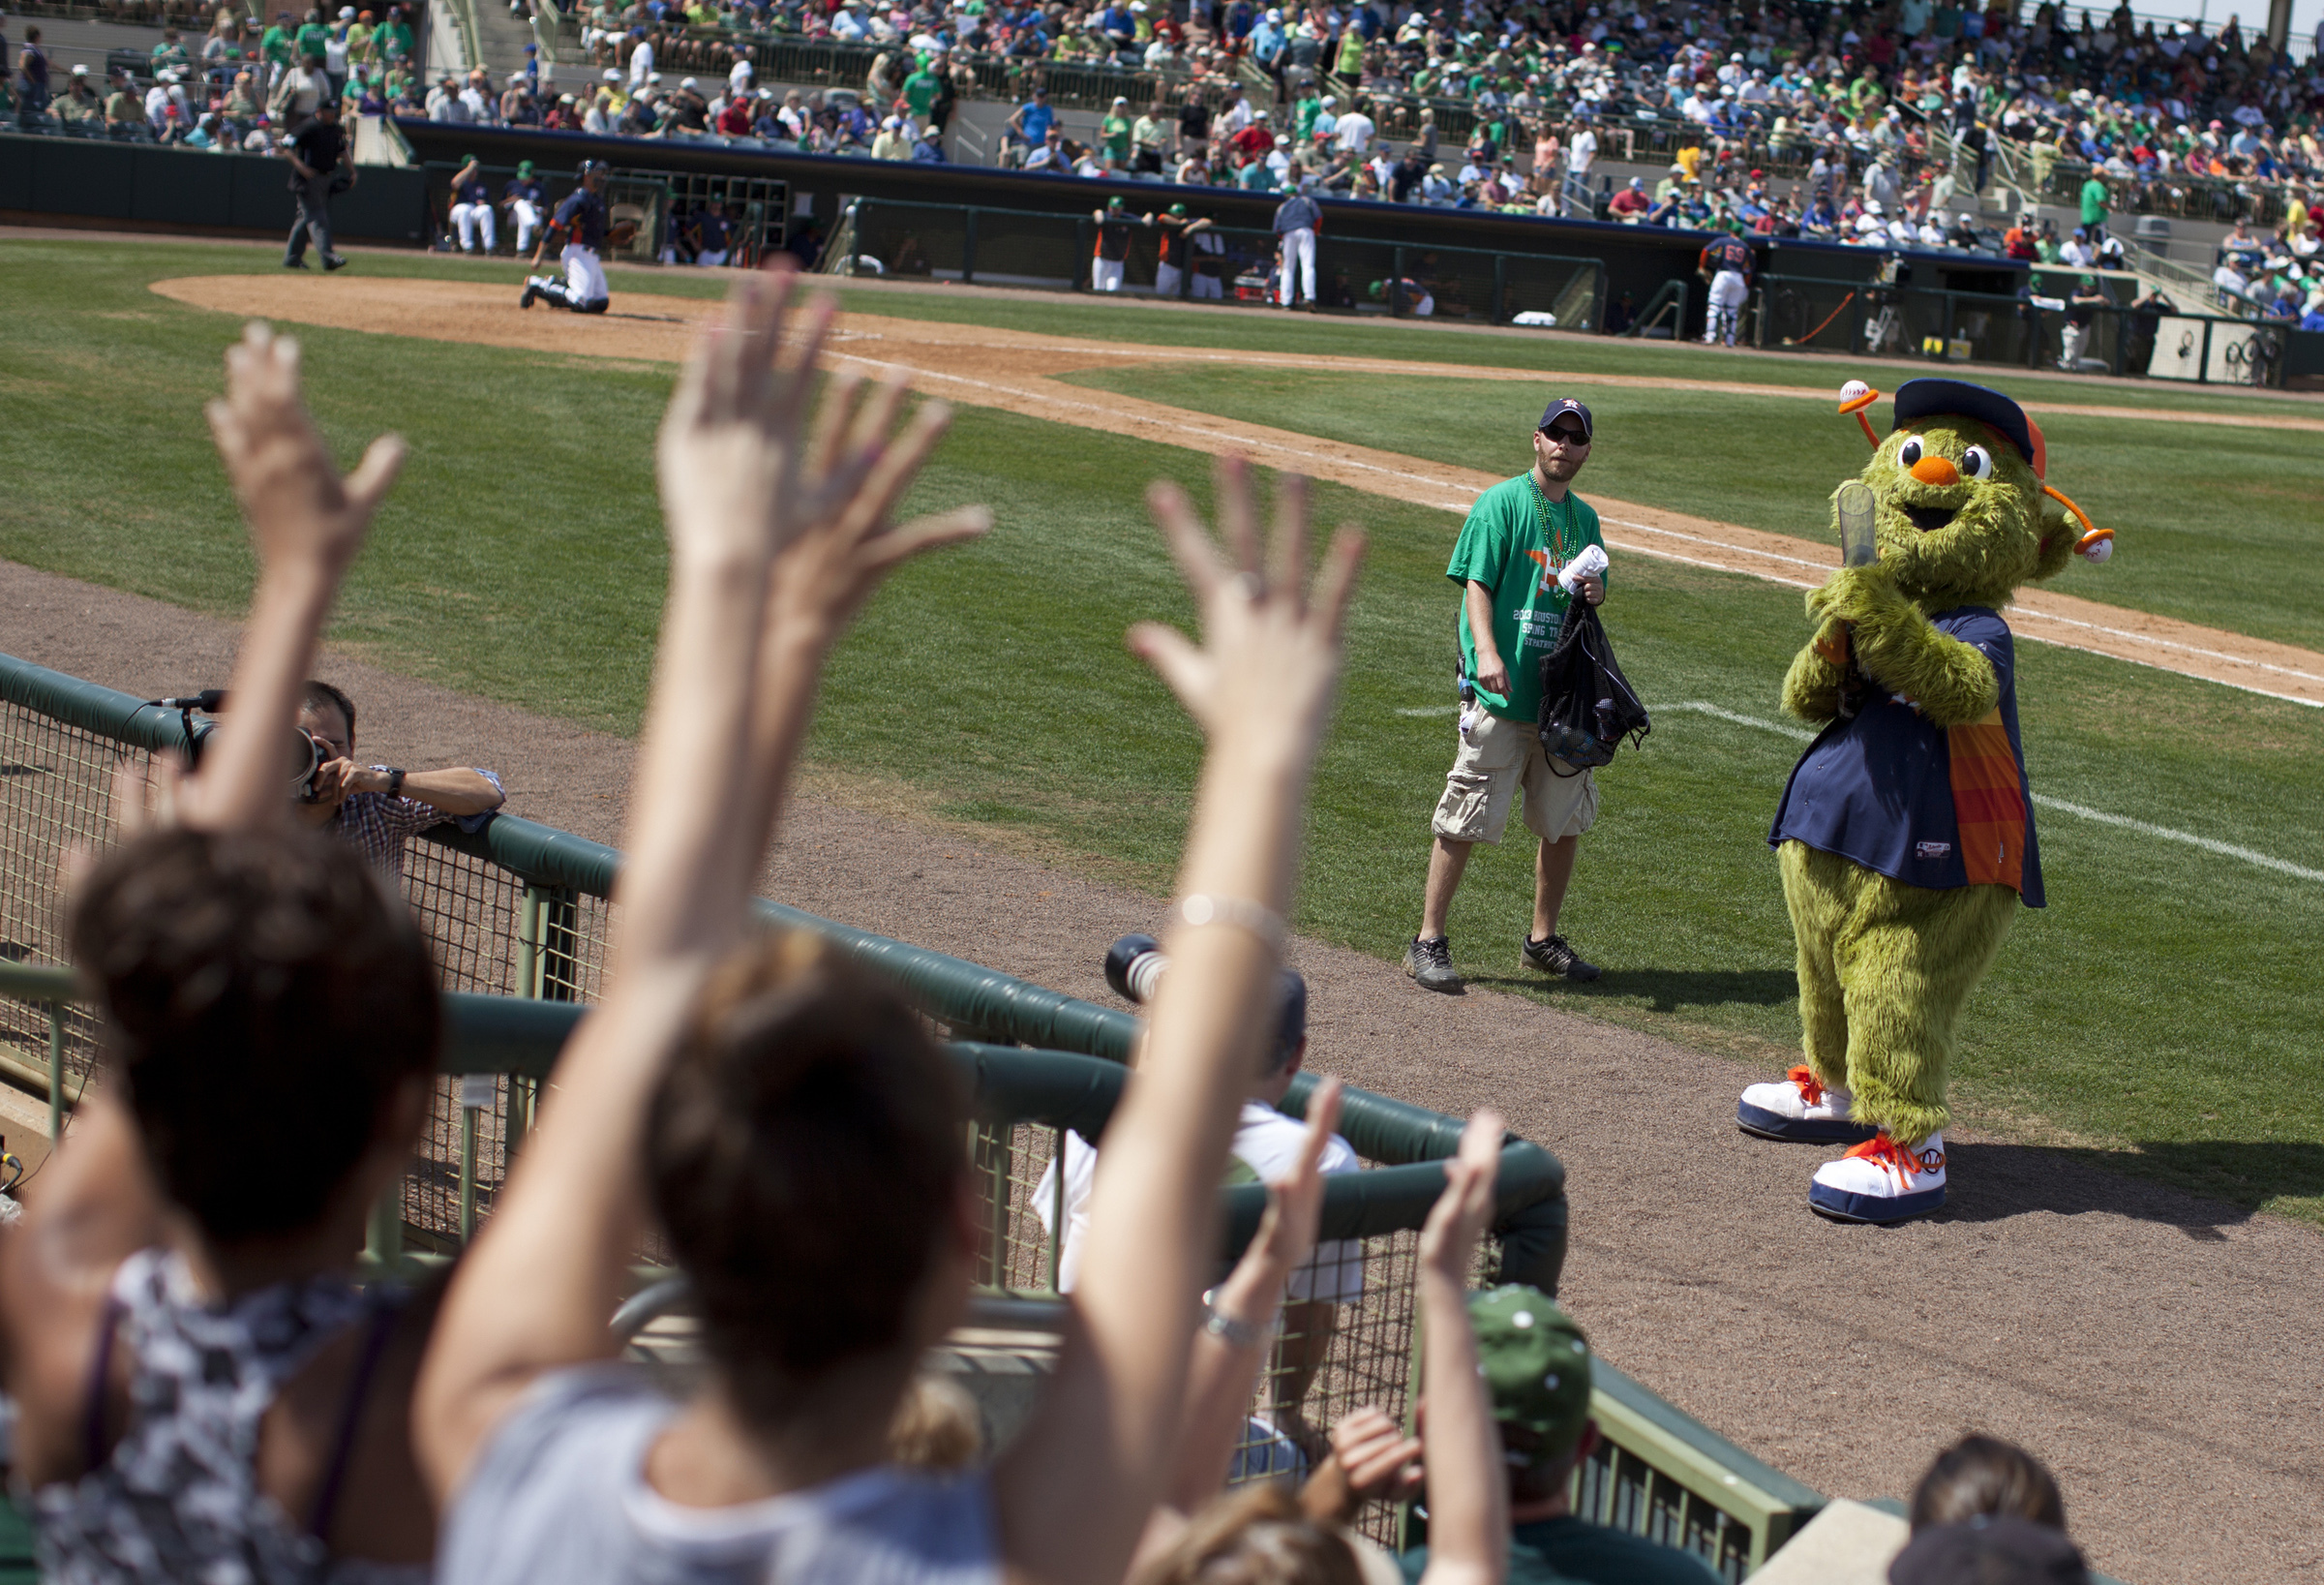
[150,274,2324,710]
[7,552,2321,1585]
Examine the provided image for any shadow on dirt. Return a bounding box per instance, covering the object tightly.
[1938,1141,2324,1238]
[1468,966,1797,1012]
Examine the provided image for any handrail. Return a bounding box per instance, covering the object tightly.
[0,650,1143,1063]
[0,960,1568,1291]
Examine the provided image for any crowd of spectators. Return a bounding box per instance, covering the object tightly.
[4,1,424,152]
[546,0,2322,223]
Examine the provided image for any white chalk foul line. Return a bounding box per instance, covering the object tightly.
[836,352,2322,710]
[1666,700,2324,884]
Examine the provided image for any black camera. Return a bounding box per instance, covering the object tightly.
[1103,933,1308,1061]
[163,691,332,802]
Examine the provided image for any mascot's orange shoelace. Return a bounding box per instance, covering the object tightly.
[1787,1065,1829,1108]
[1841,1132,1946,1184]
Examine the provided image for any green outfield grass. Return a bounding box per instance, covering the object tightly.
[5,236,2322,1221]
[1052,362,2324,655]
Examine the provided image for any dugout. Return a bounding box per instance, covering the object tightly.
[0,130,431,242]
[393,120,1732,335]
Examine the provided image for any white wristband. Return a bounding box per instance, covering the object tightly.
[1172,893,1287,953]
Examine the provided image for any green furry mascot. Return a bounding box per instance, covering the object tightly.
[1735,379,2112,1223]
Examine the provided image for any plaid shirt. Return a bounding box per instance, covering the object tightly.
[326,767,504,879]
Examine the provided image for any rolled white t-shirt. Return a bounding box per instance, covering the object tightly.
[1034,1100,1365,1303]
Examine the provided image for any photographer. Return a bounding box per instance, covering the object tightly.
[1405,398,1609,994]
[1038,945,1364,1461]
[295,680,504,878]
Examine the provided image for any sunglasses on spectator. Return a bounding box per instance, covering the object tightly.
[1540,424,1591,445]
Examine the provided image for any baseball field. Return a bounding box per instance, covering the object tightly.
[4,233,2321,1581]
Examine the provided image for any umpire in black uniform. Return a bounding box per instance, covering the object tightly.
[284,98,351,272]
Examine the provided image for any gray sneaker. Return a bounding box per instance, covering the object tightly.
[1404,935,1464,992]
[1523,932,1602,982]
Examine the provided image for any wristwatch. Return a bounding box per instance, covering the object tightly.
[384,768,407,800]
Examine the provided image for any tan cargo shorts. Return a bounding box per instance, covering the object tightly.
[1431,708,1598,846]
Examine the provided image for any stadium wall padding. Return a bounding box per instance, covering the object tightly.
[0,133,431,241]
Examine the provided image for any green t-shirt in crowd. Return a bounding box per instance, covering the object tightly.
[902,68,938,115]
[1101,111,1131,160]
[1447,471,1607,722]
[262,23,293,63]
[2079,174,2107,226]
[1400,1516,1719,1585]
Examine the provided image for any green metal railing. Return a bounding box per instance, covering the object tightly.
[0,647,1826,1575]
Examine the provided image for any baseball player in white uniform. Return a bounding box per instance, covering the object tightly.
[520,161,617,314]
[1698,233,1754,346]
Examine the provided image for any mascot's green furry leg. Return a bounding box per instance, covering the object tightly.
[1779,841,2016,1144]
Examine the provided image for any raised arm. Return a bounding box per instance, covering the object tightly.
[414,273,982,1502]
[995,461,1365,1585]
[1413,1111,1509,1585]
[1161,1077,1342,1519]
[185,323,404,832]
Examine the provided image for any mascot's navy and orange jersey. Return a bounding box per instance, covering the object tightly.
[1769,605,2044,905]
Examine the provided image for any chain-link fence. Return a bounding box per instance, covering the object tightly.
[0,649,1825,1576]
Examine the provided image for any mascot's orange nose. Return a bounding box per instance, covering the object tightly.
[1909,455,1961,487]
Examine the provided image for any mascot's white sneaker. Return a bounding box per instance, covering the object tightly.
[1809,1131,1947,1223]
[1737,1066,1879,1144]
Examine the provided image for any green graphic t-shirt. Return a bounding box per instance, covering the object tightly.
[1447,472,1607,723]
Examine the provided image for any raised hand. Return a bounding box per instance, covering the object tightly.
[1331,1405,1427,1506]
[1249,1076,1343,1277]
[186,322,401,832]
[654,267,834,570]
[764,369,991,646]
[1418,1107,1504,1281]
[1129,457,1365,753]
[205,321,405,582]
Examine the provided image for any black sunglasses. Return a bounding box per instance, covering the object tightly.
[1540,424,1591,444]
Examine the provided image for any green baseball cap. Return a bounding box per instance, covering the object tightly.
[517,159,534,175]
[1168,201,1188,217]
[1106,195,1126,209]
[1467,1285,1592,1469]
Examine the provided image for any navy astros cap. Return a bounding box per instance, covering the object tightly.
[1539,398,1593,438]
[1891,378,2034,465]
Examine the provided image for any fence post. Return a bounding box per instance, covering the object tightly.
[364,1187,404,1270]
[1491,253,1506,324]
[45,1001,64,1143]
[962,205,979,284]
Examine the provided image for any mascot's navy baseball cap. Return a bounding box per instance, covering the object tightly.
[1539,397,1593,439]
[1891,379,2034,468]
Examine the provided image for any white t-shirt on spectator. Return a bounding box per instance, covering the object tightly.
[1566,127,1596,172]
[1334,109,1373,153]
[729,56,752,93]
[1034,1101,1365,1303]
[440,1365,1000,1585]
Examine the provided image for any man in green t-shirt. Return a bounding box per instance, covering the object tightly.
[2078,172,2108,245]
[1305,1289,1719,1585]
[261,11,295,81]
[1406,397,1609,993]
[901,61,938,120]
